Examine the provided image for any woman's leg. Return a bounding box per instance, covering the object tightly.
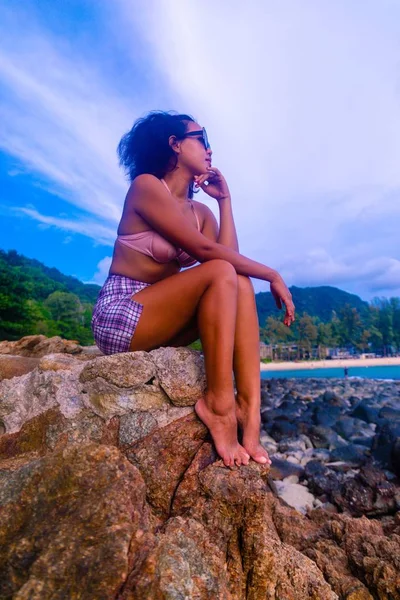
[233,276,270,464]
[159,274,270,464]
[129,260,249,468]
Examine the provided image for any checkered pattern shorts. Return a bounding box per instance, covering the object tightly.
[91,275,151,355]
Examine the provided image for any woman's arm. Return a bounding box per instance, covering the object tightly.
[131,174,295,325]
[216,195,239,251]
[195,167,238,251]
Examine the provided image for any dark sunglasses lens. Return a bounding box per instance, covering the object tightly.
[203,128,210,149]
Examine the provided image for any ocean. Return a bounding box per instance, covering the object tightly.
[260,365,400,380]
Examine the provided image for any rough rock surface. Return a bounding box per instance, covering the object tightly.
[0,341,399,599]
[0,355,40,381]
[0,335,84,357]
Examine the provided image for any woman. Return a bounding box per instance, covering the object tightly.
[92,111,295,468]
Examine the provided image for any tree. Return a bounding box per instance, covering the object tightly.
[297,313,318,358]
[44,291,83,324]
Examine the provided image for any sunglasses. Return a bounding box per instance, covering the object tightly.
[181,127,211,150]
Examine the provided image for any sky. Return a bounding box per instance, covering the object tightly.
[0,0,400,300]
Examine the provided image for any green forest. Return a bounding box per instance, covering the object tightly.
[257,286,400,357]
[0,249,399,355]
[0,249,100,345]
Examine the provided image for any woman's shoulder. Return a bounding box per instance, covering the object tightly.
[130,174,163,192]
[191,199,218,231]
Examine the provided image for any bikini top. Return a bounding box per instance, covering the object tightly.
[116,179,200,268]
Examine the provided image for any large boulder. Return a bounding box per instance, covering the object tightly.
[0,344,398,599]
[0,335,83,357]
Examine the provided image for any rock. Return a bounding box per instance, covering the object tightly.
[269,457,305,480]
[0,365,86,434]
[0,444,155,599]
[278,437,307,453]
[0,334,82,357]
[274,481,316,514]
[313,405,341,427]
[332,465,400,517]
[372,422,400,476]
[352,399,383,425]
[329,443,369,466]
[150,346,206,406]
[0,355,39,381]
[305,461,342,496]
[379,406,400,421]
[308,426,348,450]
[80,352,170,419]
[0,350,399,598]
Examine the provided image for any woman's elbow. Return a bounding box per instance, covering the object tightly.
[196,240,224,262]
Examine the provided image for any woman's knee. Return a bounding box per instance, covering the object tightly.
[237,274,254,295]
[203,259,237,285]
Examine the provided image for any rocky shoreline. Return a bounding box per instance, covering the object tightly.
[0,336,399,598]
[261,377,400,516]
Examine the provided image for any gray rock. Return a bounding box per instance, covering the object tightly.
[150,347,206,406]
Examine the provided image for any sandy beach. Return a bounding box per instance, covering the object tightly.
[260,356,400,371]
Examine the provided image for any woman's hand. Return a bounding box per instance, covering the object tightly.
[270,276,295,327]
[194,167,230,202]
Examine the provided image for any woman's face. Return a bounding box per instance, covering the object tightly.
[177,121,212,175]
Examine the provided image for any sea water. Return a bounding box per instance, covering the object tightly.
[260,365,400,380]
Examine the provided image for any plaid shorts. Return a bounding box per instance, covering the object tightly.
[91,275,151,355]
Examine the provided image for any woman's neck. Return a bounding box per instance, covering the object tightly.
[162,172,192,204]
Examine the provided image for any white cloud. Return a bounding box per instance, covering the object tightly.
[15,207,115,246]
[91,256,112,285]
[119,0,400,297]
[1,1,400,298]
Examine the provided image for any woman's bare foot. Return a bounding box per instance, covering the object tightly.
[195,396,250,468]
[236,403,271,465]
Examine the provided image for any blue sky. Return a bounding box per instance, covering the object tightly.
[1,0,400,299]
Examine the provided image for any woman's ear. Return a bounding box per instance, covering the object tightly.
[169,135,181,154]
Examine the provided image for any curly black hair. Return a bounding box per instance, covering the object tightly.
[117,110,197,198]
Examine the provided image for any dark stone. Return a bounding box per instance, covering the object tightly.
[379,407,400,421]
[308,426,347,449]
[331,464,398,517]
[333,416,359,440]
[269,419,299,440]
[351,400,383,425]
[329,444,369,466]
[313,406,341,427]
[304,461,341,496]
[349,435,374,449]
[372,422,400,475]
[269,457,304,480]
[322,390,346,407]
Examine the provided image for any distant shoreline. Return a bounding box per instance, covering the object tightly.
[260,357,400,371]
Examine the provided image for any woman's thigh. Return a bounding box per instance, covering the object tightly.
[130,259,236,351]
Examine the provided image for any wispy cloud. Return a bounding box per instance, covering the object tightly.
[1,1,400,296]
[15,207,115,246]
[118,0,400,297]
[0,5,138,237]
